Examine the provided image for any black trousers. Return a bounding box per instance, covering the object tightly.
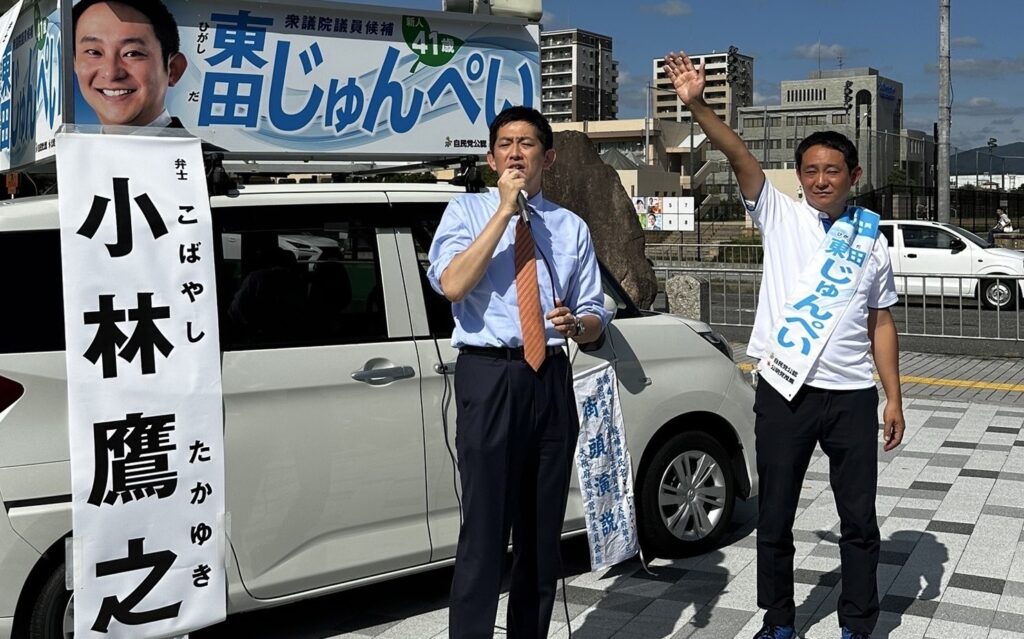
[754,381,880,634]
[448,350,578,639]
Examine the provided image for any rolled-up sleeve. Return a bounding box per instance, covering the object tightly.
[572,224,613,327]
[427,198,471,297]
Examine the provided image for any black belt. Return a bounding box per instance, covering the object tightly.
[459,345,565,360]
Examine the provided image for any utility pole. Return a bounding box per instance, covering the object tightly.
[937,0,952,222]
[644,84,651,166]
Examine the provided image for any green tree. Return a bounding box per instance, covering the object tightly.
[886,166,908,186]
[478,165,498,187]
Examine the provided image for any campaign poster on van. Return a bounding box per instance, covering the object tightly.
[70,0,540,157]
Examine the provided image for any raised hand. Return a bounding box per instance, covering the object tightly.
[663,51,705,106]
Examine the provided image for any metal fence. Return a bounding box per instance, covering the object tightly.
[653,265,1024,342]
[646,243,763,268]
[851,185,1024,235]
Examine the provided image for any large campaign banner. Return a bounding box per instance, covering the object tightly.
[69,0,540,157]
[57,132,225,638]
[0,0,62,171]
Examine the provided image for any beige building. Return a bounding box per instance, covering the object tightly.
[551,118,713,198]
[540,29,619,123]
[651,49,754,128]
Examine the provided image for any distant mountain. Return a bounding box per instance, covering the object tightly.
[951,142,1024,175]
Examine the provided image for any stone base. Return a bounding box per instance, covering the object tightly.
[665,275,710,323]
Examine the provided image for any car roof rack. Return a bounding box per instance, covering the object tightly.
[202,151,486,197]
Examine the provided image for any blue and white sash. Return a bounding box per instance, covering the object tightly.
[759,206,882,400]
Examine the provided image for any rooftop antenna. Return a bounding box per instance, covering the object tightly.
[816,33,822,78]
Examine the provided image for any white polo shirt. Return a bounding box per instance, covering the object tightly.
[746,179,898,390]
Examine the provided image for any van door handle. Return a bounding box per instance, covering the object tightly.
[906,253,917,258]
[351,366,415,383]
[434,361,456,375]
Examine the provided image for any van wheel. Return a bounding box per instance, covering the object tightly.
[981,278,1015,310]
[638,431,735,557]
[29,562,73,639]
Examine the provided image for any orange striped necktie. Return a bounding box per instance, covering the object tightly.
[514,218,546,372]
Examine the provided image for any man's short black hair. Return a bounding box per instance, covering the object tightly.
[72,0,181,64]
[489,106,553,152]
[795,130,859,173]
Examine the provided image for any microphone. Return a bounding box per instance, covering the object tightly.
[517,190,531,225]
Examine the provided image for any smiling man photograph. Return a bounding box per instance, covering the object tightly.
[72,0,186,129]
[665,51,906,639]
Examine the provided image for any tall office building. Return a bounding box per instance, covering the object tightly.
[540,28,618,123]
[737,68,930,189]
[651,49,754,128]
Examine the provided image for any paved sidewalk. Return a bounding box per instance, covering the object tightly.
[734,344,1024,406]
[206,351,1024,639]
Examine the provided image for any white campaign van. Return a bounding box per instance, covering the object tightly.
[0,182,758,639]
[0,1,757,637]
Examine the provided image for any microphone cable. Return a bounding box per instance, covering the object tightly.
[523,205,576,639]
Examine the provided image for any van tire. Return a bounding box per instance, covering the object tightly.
[29,562,71,639]
[638,431,736,557]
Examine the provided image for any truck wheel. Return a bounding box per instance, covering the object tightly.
[638,431,736,557]
[981,278,1015,310]
[29,562,72,639]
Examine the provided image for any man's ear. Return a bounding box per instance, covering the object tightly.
[167,52,187,87]
[486,151,497,172]
[543,148,556,170]
[850,166,863,185]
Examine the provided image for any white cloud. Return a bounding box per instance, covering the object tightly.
[952,36,981,48]
[956,97,1024,117]
[642,0,692,16]
[794,42,846,60]
[753,91,779,106]
[926,56,1024,77]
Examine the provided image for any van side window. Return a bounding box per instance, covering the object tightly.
[408,216,457,339]
[0,231,65,353]
[879,225,894,247]
[214,206,388,350]
[902,226,955,250]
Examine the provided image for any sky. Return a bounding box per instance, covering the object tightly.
[348,0,1023,154]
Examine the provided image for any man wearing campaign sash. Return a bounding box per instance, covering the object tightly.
[665,52,905,639]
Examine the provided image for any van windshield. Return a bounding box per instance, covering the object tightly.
[939,223,990,248]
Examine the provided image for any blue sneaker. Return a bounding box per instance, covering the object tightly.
[753,625,796,639]
[841,628,870,639]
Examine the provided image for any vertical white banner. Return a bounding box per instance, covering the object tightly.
[0,2,21,54]
[0,0,23,170]
[573,363,638,571]
[57,132,225,638]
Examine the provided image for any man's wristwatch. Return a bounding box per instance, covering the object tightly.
[573,315,586,339]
